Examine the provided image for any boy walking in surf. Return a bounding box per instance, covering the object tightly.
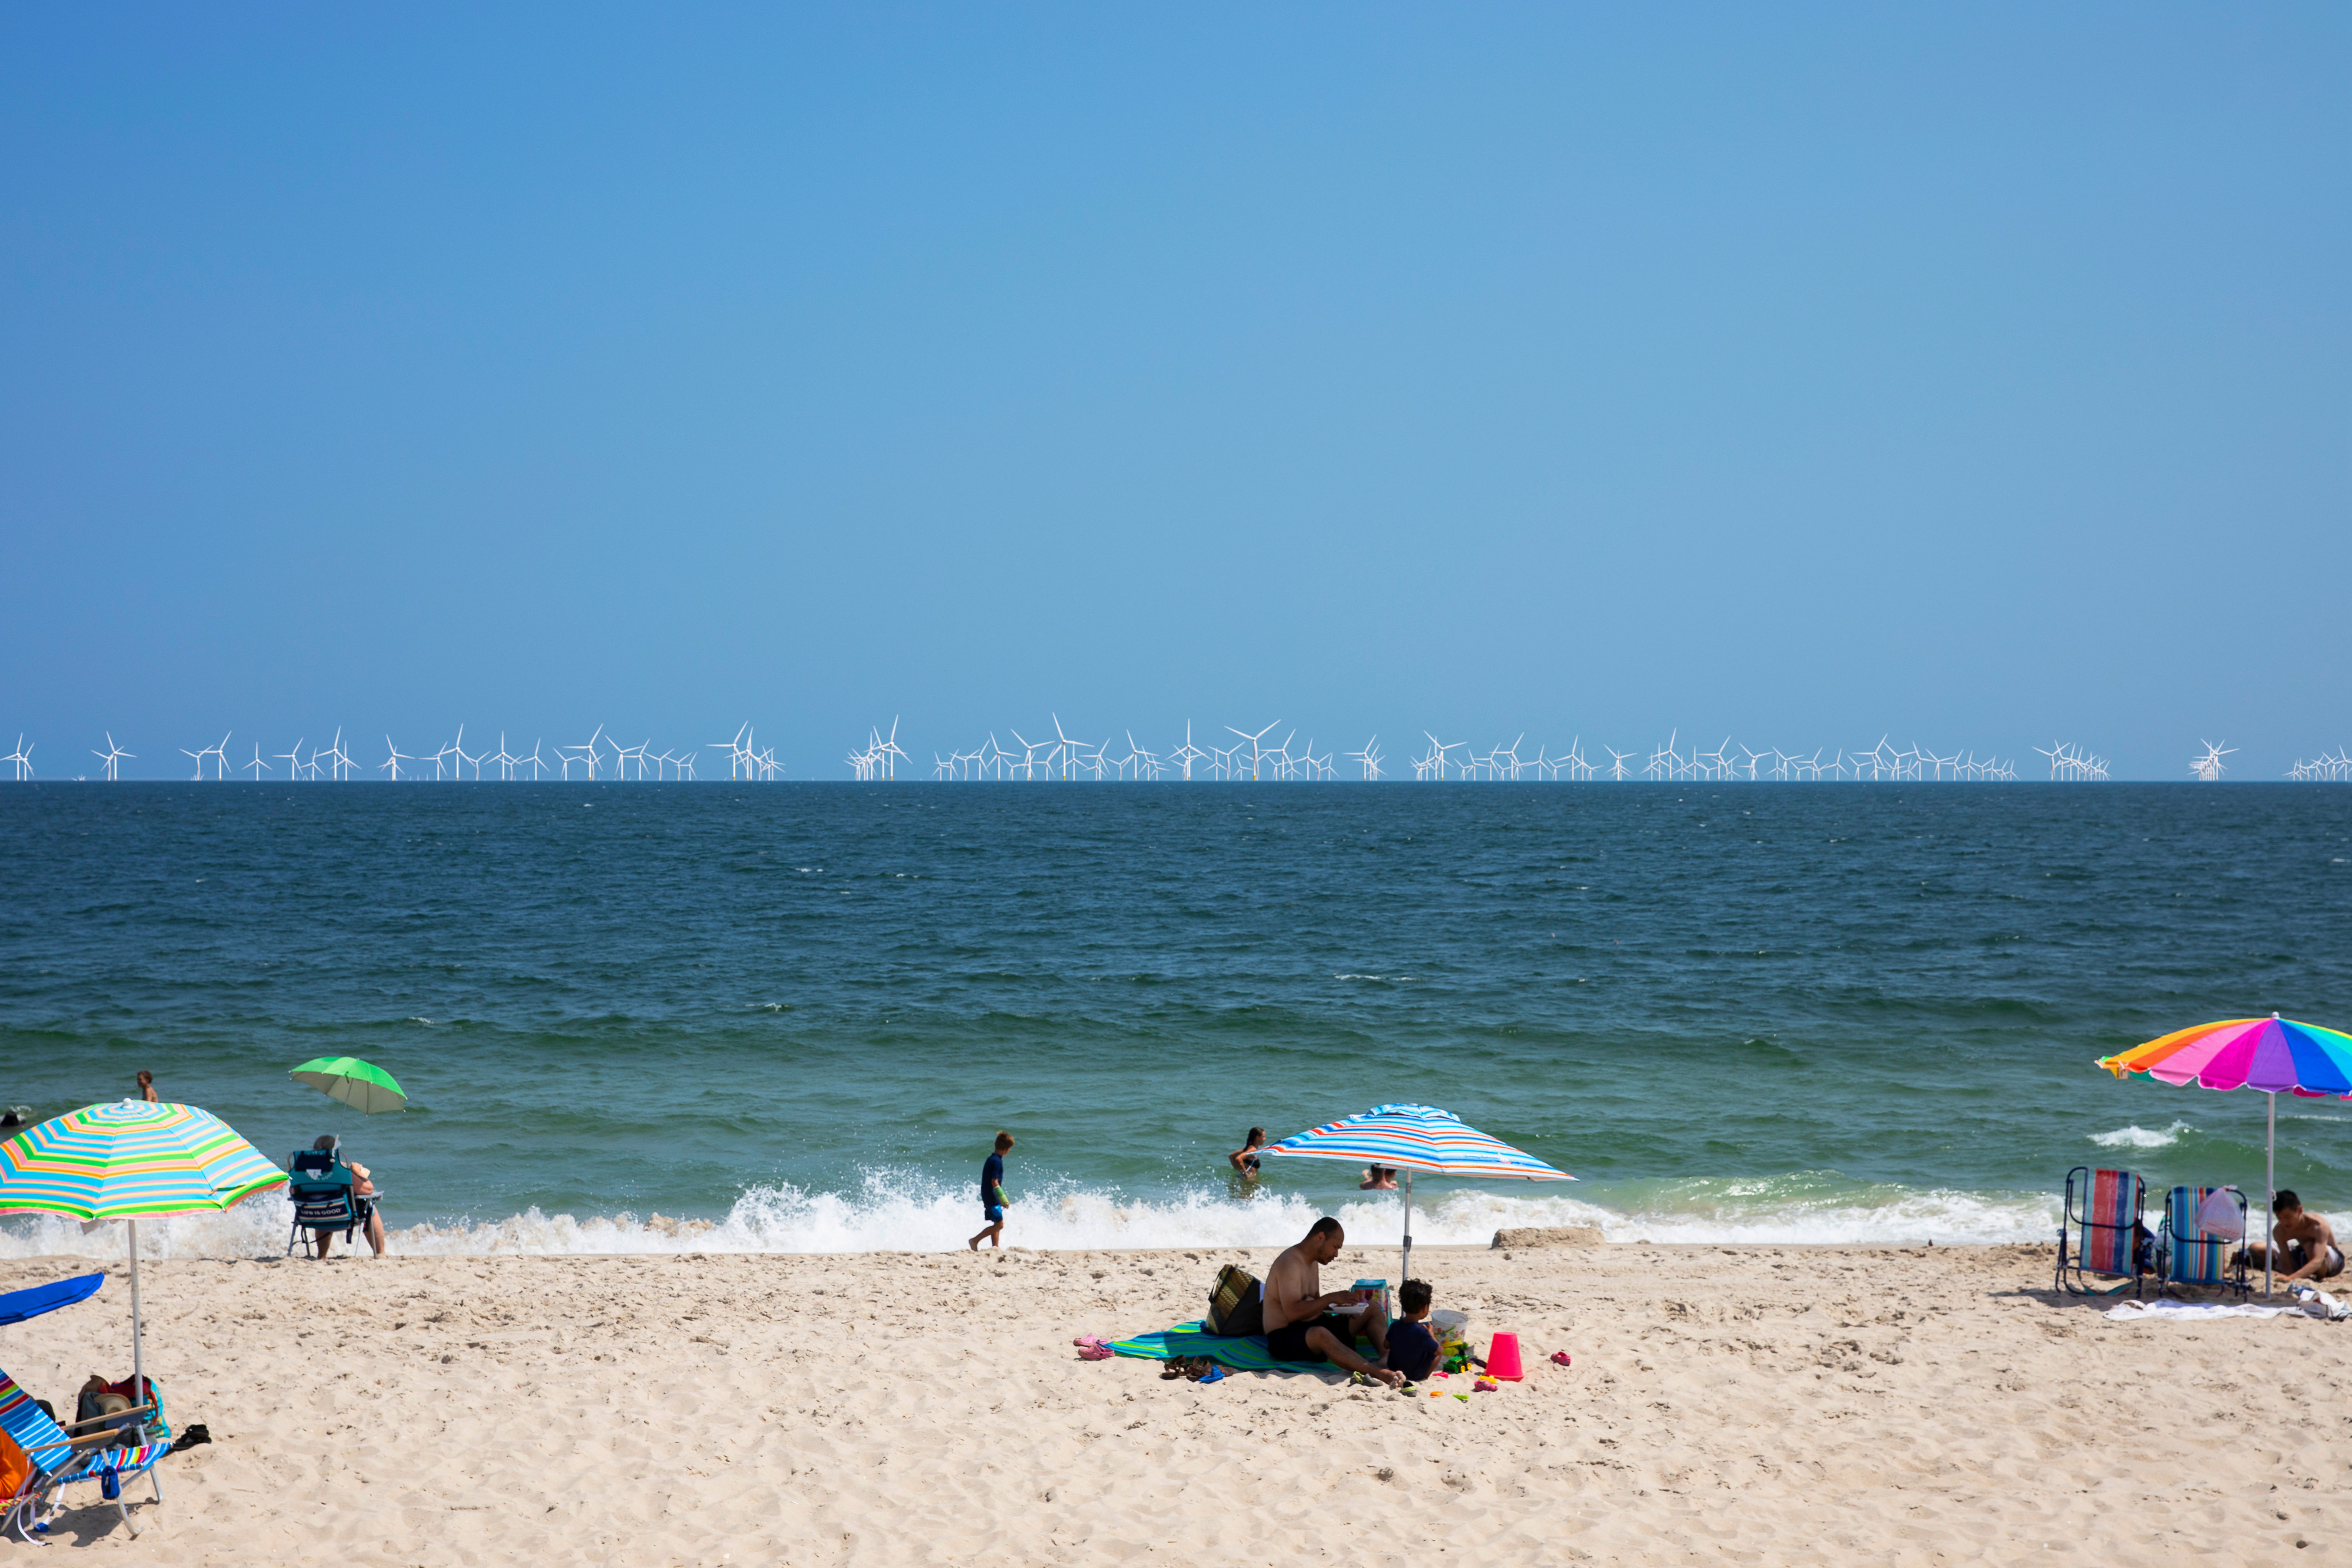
[968,1131,1014,1250]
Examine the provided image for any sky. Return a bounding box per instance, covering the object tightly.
[2,5,2345,779]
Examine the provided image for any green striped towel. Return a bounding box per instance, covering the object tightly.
[1108,1320,1376,1372]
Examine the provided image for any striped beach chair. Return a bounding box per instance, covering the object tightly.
[2158,1184,2249,1299]
[0,1371,168,1541]
[2057,1166,2148,1297]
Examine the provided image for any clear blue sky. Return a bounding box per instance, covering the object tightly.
[3,6,2344,778]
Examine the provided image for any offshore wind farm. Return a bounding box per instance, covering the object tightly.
[0,721,2338,783]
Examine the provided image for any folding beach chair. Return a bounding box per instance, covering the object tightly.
[286,1147,358,1257]
[2158,1184,2249,1300]
[0,1370,168,1541]
[2056,1166,2149,1297]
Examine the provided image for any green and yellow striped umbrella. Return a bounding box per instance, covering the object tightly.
[0,1100,285,1220]
[0,1100,286,1393]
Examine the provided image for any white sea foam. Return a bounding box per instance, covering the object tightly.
[0,1171,2060,1260]
[2090,1121,2193,1149]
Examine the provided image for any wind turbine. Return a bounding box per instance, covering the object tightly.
[276,739,307,780]
[1,736,31,781]
[242,743,271,781]
[381,736,413,781]
[2190,740,2235,782]
[524,741,549,780]
[92,734,133,781]
[1346,736,1385,781]
[1225,721,1280,780]
[1171,722,1208,781]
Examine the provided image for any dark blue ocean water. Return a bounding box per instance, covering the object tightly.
[2,782,2347,1256]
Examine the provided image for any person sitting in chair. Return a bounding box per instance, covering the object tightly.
[1261,1217,1400,1386]
[2237,1190,2341,1284]
[308,1135,387,1258]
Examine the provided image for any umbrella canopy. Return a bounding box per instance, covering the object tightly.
[291,1056,408,1114]
[2095,1015,2352,1297]
[1260,1103,1574,1180]
[0,1101,286,1394]
[2098,1016,2352,1097]
[1261,1103,1572,1283]
[0,1273,103,1326]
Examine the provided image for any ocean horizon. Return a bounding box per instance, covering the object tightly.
[4,780,2346,1260]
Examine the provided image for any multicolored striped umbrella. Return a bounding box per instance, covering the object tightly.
[0,1101,286,1389]
[2097,1016,2352,1097]
[2096,1015,2352,1296]
[1262,1103,1571,1280]
[0,1100,285,1219]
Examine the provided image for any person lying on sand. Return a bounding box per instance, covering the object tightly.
[2236,1190,2342,1284]
[1262,1217,1401,1386]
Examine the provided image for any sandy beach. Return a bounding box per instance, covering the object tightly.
[0,1239,2341,1566]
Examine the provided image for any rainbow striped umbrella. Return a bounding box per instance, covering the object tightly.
[0,1101,287,1389]
[2097,1015,2352,1295]
[1262,1103,1572,1280]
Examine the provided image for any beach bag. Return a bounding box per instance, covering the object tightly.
[1204,1264,1263,1337]
[0,1432,27,1501]
[2196,1187,2245,1240]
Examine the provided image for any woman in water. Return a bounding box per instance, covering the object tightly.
[136,1070,157,1102]
[1229,1127,1267,1181]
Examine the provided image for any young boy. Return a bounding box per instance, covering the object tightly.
[967,1132,1014,1250]
[1383,1279,1440,1384]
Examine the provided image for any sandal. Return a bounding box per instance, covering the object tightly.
[1160,1360,1185,1379]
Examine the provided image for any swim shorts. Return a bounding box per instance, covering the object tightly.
[984,1203,1004,1224]
[1265,1313,1350,1364]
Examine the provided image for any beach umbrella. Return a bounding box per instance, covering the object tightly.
[1260,1103,1573,1283]
[2097,1014,2352,1296]
[290,1056,407,1114]
[0,1101,286,1393]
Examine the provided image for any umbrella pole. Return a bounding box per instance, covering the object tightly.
[2265,1091,2275,1300]
[128,1217,146,1394]
[1402,1170,1413,1287]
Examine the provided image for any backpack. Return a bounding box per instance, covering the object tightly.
[1203,1264,1263,1337]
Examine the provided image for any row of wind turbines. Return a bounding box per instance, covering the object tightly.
[30,725,787,782]
[0,728,2326,784]
[912,720,2049,782]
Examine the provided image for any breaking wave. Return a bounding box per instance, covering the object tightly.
[2090,1121,2193,1149]
[0,1167,2058,1259]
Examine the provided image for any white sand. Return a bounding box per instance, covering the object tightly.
[0,1241,2341,1564]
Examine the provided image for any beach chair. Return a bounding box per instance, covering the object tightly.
[2056,1166,2149,1297]
[286,1148,358,1257]
[0,1371,167,1541]
[2158,1184,2249,1299]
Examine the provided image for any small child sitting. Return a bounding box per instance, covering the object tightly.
[1384,1279,1440,1384]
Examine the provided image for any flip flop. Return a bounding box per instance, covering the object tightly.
[1078,1344,1114,1361]
[1073,1335,1107,1348]
[1550,1350,1573,1366]
[1198,1364,1226,1384]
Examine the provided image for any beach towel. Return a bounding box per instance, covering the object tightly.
[1110,1320,1377,1372]
[2103,1299,2293,1322]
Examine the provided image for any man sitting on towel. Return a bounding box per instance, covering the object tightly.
[2238,1190,2343,1285]
[1262,1217,1402,1387]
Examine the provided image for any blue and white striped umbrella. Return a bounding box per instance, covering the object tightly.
[1260,1103,1573,1180]
[1261,1104,1571,1281]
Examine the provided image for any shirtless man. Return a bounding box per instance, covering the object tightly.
[2238,1190,2342,1285]
[1262,1217,1401,1386]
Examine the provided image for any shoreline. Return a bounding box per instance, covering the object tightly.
[0,1241,2337,1564]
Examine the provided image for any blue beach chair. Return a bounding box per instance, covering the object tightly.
[286,1147,359,1257]
[0,1370,168,1541]
[2057,1166,2150,1297]
[2158,1184,2249,1299]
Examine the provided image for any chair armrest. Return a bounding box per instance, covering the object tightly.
[58,1403,156,1433]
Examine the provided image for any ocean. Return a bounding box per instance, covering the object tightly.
[2,782,2347,1260]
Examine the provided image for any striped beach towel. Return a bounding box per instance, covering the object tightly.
[1109,1321,1377,1373]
